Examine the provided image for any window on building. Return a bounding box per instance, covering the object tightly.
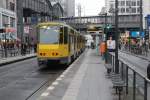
[137,7,140,13]
[2,15,9,27]
[126,8,130,13]
[118,1,121,6]
[118,8,121,13]
[121,1,125,6]
[137,1,140,6]
[6,0,9,9]
[131,1,136,6]
[10,17,15,28]
[126,1,131,6]
[132,8,136,13]
[121,8,125,13]
[10,2,15,11]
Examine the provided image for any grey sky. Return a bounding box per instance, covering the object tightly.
[75,0,105,16]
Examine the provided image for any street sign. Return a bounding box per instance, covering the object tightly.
[130,31,145,38]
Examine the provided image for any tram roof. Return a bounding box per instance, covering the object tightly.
[37,22,71,28]
[37,21,81,35]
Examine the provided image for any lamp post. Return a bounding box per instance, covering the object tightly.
[104,13,108,63]
[17,0,24,55]
[145,16,150,56]
[115,0,119,73]
[128,4,132,51]
[140,0,143,32]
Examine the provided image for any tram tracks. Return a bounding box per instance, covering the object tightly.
[0,58,66,100]
[26,70,64,100]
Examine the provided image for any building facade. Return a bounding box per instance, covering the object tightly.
[0,0,17,41]
[66,0,75,17]
[143,0,150,28]
[0,0,16,28]
[106,0,150,29]
[17,0,64,43]
[106,0,141,15]
[52,0,75,17]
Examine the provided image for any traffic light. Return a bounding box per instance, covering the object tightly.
[145,29,149,40]
[106,24,112,29]
[104,24,112,34]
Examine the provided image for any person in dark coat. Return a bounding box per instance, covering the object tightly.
[34,44,37,53]
[147,62,150,80]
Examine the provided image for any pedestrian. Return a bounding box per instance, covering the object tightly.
[34,43,37,53]
[107,36,115,52]
[21,43,24,55]
[147,62,150,80]
[99,41,106,60]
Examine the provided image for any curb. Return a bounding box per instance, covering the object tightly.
[0,54,37,66]
[38,51,86,100]
[120,50,150,61]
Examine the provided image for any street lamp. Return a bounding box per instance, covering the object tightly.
[140,0,143,32]
[17,0,24,55]
[128,3,132,51]
[115,0,119,73]
[104,13,108,63]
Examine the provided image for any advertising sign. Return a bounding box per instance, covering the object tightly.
[24,26,29,34]
[148,15,150,27]
[131,31,140,37]
[130,31,145,38]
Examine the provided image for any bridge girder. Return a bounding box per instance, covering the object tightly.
[60,15,140,31]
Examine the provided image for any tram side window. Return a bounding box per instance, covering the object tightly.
[70,29,74,44]
[59,27,63,44]
[37,28,39,43]
[64,27,68,44]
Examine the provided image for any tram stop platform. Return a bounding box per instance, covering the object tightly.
[38,49,117,100]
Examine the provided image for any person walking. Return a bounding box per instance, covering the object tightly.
[99,41,106,60]
[34,43,37,53]
[107,36,115,52]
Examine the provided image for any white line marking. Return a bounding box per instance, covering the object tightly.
[60,75,64,78]
[62,71,67,75]
[52,81,59,86]
[47,86,55,90]
[56,78,62,81]
[41,92,49,96]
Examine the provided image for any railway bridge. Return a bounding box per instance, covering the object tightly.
[60,14,141,33]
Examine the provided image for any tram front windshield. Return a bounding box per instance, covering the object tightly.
[39,26,60,44]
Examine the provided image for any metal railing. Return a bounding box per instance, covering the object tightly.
[0,45,35,59]
[108,52,150,100]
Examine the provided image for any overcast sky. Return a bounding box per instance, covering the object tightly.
[75,0,105,16]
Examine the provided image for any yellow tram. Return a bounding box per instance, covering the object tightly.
[36,22,85,65]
